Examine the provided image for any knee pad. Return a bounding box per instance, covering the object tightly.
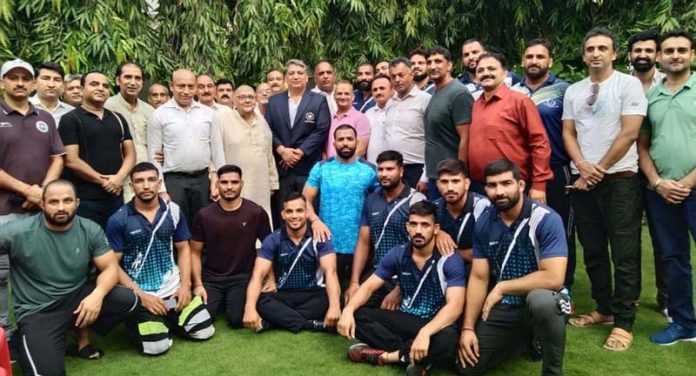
[189,324,215,340]
[137,321,172,356]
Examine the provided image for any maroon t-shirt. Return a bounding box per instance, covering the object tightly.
[191,199,271,279]
[0,101,65,215]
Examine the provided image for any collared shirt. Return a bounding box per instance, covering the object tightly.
[420,81,436,94]
[365,101,390,164]
[105,94,154,163]
[460,71,521,100]
[641,73,696,181]
[562,71,647,174]
[311,86,338,114]
[375,244,466,319]
[512,75,571,166]
[147,99,225,173]
[434,192,490,252]
[306,157,378,254]
[258,227,334,290]
[326,107,371,158]
[0,101,65,215]
[288,94,302,127]
[353,90,376,113]
[424,79,474,179]
[59,106,133,200]
[29,95,74,126]
[360,185,426,264]
[106,199,190,298]
[469,85,552,190]
[473,198,567,306]
[630,68,666,92]
[385,85,431,164]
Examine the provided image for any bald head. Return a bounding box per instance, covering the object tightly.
[170,69,196,108]
[234,84,257,115]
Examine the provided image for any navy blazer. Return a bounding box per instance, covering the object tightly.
[265,90,331,177]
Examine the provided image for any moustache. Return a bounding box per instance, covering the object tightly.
[480,75,495,81]
[221,95,230,99]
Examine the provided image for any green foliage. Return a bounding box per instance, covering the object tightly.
[0,0,694,86]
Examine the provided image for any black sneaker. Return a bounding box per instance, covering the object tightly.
[406,363,427,376]
[347,343,385,366]
[305,320,325,332]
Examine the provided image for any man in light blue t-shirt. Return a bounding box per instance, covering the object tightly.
[303,124,378,284]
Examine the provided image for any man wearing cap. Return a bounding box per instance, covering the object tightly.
[0,58,66,338]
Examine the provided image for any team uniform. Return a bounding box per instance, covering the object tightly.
[354,244,467,368]
[106,199,214,355]
[255,227,335,332]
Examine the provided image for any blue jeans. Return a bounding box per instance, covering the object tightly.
[644,188,696,330]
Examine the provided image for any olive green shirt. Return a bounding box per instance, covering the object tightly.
[0,215,109,321]
[641,73,696,180]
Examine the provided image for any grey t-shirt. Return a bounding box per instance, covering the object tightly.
[0,214,109,321]
[423,80,474,179]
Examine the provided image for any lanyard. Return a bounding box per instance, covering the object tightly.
[132,203,171,279]
[374,191,415,251]
[455,213,472,245]
[404,259,435,309]
[497,218,529,283]
[277,238,313,289]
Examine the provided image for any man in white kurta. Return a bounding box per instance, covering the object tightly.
[219,85,279,223]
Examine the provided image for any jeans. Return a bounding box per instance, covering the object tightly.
[644,188,696,330]
[547,164,576,289]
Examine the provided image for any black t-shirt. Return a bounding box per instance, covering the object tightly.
[191,199,272,279]
[58,107,132,200]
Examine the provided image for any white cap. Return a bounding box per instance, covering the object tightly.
[1,59,34,78]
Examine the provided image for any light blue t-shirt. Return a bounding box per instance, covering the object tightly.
[306,157,378,254]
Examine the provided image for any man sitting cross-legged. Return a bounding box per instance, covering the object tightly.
[106,162,215,356]
[338,201,467,375]
[243,192,341,333]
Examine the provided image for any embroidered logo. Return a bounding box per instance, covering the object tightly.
[305,112,315,122]
[242,222,247,227]
[0,122,11,128]
[35,121,48,133]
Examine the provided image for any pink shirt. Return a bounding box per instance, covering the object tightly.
[325,107,371,158]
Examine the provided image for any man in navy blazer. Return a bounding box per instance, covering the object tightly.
[265,59,331,227]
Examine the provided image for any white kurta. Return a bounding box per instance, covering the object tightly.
[219,109,279,223]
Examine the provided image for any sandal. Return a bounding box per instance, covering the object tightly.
[569,311,614,328]
[603,327,633,351]
[66,343,104,360]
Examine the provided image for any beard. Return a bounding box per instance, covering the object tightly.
[337,146,356,159]
[632,58,655,73]
[413,73,428,82]
[45,210,76,226]
[358,79,372,91]
[492,191,520,212]
[380,177,400,190]
[524,66,549,80]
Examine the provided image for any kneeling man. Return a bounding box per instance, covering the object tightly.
[243,192,341,333]
[458,160,568,376]
[338,201,466,375]
[106,162,214,356]
[0,180,138,375]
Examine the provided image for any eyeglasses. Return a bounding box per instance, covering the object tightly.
[236,95,255,101]
[585,83,599,106]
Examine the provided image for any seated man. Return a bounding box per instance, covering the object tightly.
[433,158,490,272]
[0,180,138,375]
[345,150,426,309]
[190,164,272,328]
[338,201,466,375]
[457,160,568,376]
[106,162,214,356]
[243,192,341,333]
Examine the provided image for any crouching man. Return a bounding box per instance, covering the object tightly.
[243,192,341,333]
[457,160,568,376]
[106,162,214,356]
[0,180,139,375]
[338,201,467,375]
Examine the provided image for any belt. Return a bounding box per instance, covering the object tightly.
[164,169,208,177]
[603,171,635,180]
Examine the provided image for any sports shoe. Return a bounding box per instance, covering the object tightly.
[305,320,325,332]
[347,343,385,366]
[650,322,696,345]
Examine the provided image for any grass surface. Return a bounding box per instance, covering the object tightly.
[18,228,695,375]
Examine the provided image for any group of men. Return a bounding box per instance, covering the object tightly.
[0,25,694,376]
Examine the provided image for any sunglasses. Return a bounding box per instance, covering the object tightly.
[585,83,599,106]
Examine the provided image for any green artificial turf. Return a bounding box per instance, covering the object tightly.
[16,228,694,375]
